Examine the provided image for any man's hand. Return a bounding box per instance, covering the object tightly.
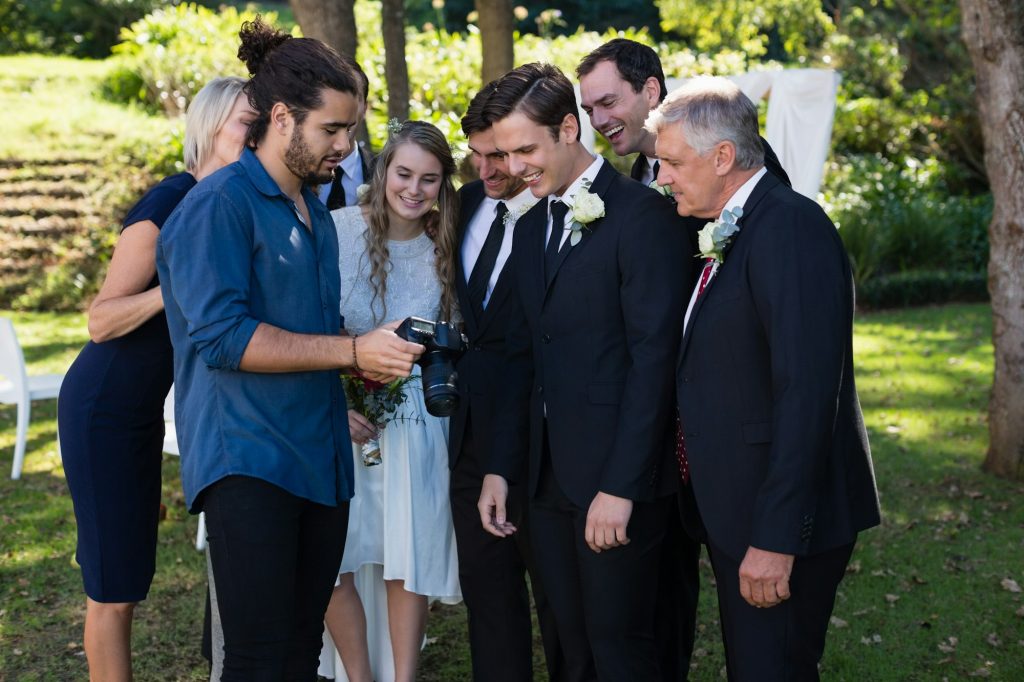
[355,321,424,382]
[585,491,633,553]
[478,474,517,538]
[738,546,794,608]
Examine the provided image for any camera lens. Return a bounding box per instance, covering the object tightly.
[420,351,460,417]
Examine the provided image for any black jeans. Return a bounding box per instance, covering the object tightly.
[201,475,349,681]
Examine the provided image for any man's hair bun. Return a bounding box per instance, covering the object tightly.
[237,16,291,75]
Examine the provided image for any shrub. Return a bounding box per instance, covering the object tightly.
[99,3,264,116]
[822,154,990,287]
[855,270,988,310]
[0,0,167,58]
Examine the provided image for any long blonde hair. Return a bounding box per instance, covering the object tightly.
[360,120,459,323]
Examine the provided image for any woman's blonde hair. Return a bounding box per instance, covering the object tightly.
[183,76,247,173]
[360,120,459,323]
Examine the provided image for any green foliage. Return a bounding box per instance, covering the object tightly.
[0,0,167,58]
[100,2,266,115]
[821,1,984,194]
[407,0,662,38]
[856,270,988,310]
[655,0,833,58]
[822,153,990,304]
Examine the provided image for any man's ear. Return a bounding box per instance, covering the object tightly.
[559,112,580,145]
[714,141,737,177]
[269,102,292,136]
[643,76,661,109]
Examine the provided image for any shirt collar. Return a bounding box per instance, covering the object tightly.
[554,154,604,209]
[503,186,539,217]
[239,147,326,223]
[239,147,289,199]
[340,145,362,178]
[720,166,767,220]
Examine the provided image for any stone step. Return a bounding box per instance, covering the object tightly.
[0,157,98,169]
[0,233,51,254]
[0,165,93,183]
[0,214,97,236]
[1,180,87,199]
[0,196,91,219]
[0,257,46,275]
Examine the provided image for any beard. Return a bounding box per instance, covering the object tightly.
[284,127,333,186]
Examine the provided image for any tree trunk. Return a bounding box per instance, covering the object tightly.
[382,0,410,122]
[289,1,369,145]
[960,0,1024,480]
[289,0,357,58]
[476,0,514,86]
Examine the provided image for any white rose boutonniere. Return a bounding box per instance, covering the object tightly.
[697,206,743,263]
[355,183,371,201]
[567,180,605,246]
[503,203,529,230]
[648,179,673,197]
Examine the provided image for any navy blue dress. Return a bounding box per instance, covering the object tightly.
[59,172,195,603]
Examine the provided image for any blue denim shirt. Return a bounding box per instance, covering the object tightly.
[157,148,353,512]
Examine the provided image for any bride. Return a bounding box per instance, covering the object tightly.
[323,119,462,682]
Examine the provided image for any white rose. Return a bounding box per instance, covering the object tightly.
[356,183,371,201]
[572,189,605,224]
[698,224,717,255]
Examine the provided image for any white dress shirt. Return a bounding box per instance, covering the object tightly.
[461,187,538,308]
[545,154,605,251]
[683,166,768,333]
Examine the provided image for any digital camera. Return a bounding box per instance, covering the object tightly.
[395,317,468,417]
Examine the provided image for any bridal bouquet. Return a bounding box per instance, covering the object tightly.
[341,373,416,466]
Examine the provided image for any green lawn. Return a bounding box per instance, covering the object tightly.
[1,304,1021,680]
[0,55,170,160]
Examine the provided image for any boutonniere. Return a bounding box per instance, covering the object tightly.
[697,206,743,263]
[648,179,673,198]
[567,180,605,246]
[503,203,529,229]
[355,183,370,202]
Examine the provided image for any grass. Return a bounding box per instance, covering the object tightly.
[0,55,170,160]
[1,304,1022,681]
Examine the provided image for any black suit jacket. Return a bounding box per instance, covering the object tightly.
[676,172,881,561]
[489,161,692,508]
[448,180,524,469]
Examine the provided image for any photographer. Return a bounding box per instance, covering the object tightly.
[156,20,423,679]
[322,120,462,682]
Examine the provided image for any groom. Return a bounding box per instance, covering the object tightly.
[649,76,881,680]
[478,62,691,679]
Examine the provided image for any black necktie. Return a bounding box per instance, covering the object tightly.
[468,202,508,319]
[652,160,660,183]
[545,199,569,281]
[326,168,346,210]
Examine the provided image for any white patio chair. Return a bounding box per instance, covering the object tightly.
[0,317,65,480]
[162,386,207,551]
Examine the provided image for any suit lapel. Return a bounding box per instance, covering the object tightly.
[456,182,487,333]
[514,198,549,315]
[679,173,779,358]
[360,146,375,182]
[629,153,646,181]
[544,160,616,295]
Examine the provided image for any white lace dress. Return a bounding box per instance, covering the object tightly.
[319,206,461,682]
